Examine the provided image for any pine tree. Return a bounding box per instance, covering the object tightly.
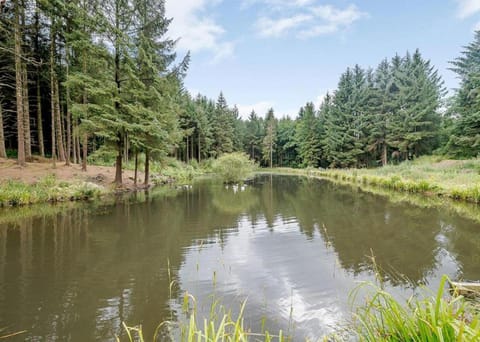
[244,110,264,162]
[447,31,480,157]
[388,51,444,159]
[295,102,321,167]
[262,108,276,168]
[276,116,297,167]
[211,92,234,156]
[324,68,364,167]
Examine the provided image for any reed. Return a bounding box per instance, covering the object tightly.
[350,276,480,341]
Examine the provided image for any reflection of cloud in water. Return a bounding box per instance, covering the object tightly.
[178,216,351,339]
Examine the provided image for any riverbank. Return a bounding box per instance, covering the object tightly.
[273,157,480,204]
[0,157,198,207]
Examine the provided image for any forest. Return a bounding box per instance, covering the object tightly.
[0,0,479,187]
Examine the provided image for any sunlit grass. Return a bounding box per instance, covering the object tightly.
[0,174,103,207]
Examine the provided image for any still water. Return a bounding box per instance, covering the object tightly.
[1,174,480,341]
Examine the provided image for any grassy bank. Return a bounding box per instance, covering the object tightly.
[0,156,207,207]
[0,175,104,207]
[273,157,480,204]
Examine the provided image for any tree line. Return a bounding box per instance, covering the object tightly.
[1,0,479,184]
[178,34,480,168]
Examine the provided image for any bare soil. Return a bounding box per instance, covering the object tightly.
[0,157,145,189]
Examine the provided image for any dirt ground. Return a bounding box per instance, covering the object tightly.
[0,157,145,189]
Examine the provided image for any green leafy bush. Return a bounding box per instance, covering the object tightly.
[212,153,256,183]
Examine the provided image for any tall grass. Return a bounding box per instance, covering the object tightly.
[0,174,103,207]
[351,276,480,341]
[119,294,290,342]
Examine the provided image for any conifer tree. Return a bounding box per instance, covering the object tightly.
[447,31,480,157]
[295,102,321,167]
[262,108,276,168]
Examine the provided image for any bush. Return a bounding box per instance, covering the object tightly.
[212,153,256,183]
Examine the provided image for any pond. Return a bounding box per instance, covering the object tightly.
[0,174,479,341]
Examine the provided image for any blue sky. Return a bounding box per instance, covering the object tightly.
[165,0,480,118]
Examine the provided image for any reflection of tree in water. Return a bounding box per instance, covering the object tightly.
[302,180,442,286]
[437,213,480,281]
[210,184,259,215]
[250,175,443,286]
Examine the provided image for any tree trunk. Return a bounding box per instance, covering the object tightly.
[186,135,189,163]
[124,135,129,164]
[82,133,88,172]
[22,61,32,161]
[35,0,44,157]
[113,1,122,187]
[270,139,273,168]
[144,148,150,186]
[0,102,6,158]
[55,80,66,161]
[14,0,25,166]
[76,133,81,165]
[198,132,201,162]
[50,18,56,168]
[65,42,71,166]
[382,142,388,166]
[134,150,138,186]
[114,144,123,186]
[191,134,194,162]
[36,73,44,157]
[72,122,77,164]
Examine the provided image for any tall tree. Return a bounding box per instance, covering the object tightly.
[295,102,321,167]
[447,31,480,157]
[262,108,276,168]
[14,0,25,166]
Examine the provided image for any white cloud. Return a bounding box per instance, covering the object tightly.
[236,101,275,119]
[456,0,480,18]
[253,2,367,39]
[256,14,313,37]
[165,0,234,62]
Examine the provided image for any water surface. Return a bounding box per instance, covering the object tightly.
[1,174,479,341]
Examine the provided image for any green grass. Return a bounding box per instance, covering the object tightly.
[351,276,480,341]
[274,157,480,204]
[0,174,104,207]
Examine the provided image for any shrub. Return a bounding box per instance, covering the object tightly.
[212,153,256,183]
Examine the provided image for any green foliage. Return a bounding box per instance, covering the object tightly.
[87,146,117,166]
[212,153,256,183]
[351,276,480,341]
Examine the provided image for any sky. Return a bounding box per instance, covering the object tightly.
[165,0,480,119]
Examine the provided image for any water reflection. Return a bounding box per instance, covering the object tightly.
[0,175,479,341]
